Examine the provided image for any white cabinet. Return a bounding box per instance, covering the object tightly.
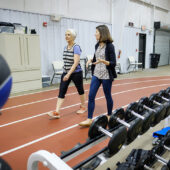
[0,33,42,93]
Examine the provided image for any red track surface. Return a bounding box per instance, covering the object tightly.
[0,76,170,170]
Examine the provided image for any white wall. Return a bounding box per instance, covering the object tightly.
[112,0,129,56]
[0,0,59,15]
[127,1,153,29]
[0,0,112,23]
[120,26,153,73]
[60,0,111,23]
[150,0,170,10]
[154,8,169,24]
[127,0,170,29]
[1,0,169,24]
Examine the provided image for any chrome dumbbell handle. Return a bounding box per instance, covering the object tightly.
[117,118,131,128]
[131,110,145,120]
[153,100,162,106]
[143,105,157,113]
[155,154,168,165]
[164,145,170,151]
[98,126,112,138]
[144,165,153,170]
[161,96,169,102]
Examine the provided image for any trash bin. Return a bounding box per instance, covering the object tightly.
[150,53,160,68]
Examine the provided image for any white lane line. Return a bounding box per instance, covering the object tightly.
[1,90,88,111]
[0,104,129,157]
[2,78,170,111]
[0,83,170,128]
[9,75,170,99]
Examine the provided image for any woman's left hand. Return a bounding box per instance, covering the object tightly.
[63,74,70,81]
[98,59,105,63]
[98,59,110,66]
[93,59,103,65]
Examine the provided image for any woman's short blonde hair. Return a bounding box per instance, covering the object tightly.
[66,29,77,39]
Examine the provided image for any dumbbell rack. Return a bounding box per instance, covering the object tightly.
[27,88,170,170]
[27,117,137,170]
[68,117,138,169]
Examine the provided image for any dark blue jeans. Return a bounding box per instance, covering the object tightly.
[88,76,113,119]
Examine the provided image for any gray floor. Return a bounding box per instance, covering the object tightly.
[117,65,170,79]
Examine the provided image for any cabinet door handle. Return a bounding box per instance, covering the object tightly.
[19,37,22,65]
[26,37,29,65]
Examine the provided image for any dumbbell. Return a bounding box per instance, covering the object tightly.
[166,87,170,95]
[88,115,127,155]
[138,97,164,126]
[108,108,143,144]
[125,102,154,134]
[158,90,170,117]
[159,134,170,151]
[137,146,169,169]
[158,90,170,101]
[149,93,169,118]
[151,145,170,168]
[161,165,169,170]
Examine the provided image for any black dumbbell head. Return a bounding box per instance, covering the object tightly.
[88,115,108,139]
[166,87,170,93]
[108,108,125,129]
[127,118,143,144]
[149,93,162,103]
[125,102,138,120]
[138,97,153,107]
[140,112,153,134]
[151,145,165,155]
[159,89,170,99]
[108,126,127,155]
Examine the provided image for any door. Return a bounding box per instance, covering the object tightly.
[24,35,41,70]
[0,34,25,71]
[138,34,146,69]
[155,32,170,66]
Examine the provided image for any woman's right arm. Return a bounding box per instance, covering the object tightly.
[86,59,92,68]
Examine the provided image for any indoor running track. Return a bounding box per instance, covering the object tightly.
[1,76,170,170]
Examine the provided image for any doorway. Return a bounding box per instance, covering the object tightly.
[139,33,146,69]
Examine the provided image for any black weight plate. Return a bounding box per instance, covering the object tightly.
[160,89,170,99]
[166,87,170,93]
[127,118,143,144]
[125,102,138,120]
[161,165,169,170]
[158,90,168,99]
[149,93,159,102]
[151,105,164,126]
[140,111,152,134]
[139,97,153,107]
[0,157,11,170]
[164,101,170,118]
[88,115,108,139]
[165,130,170,137]
[163,137,170,148]
[108,126,127,155]
[108,108,125,129]
[159,104,166,120]
[151,145,165,155]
